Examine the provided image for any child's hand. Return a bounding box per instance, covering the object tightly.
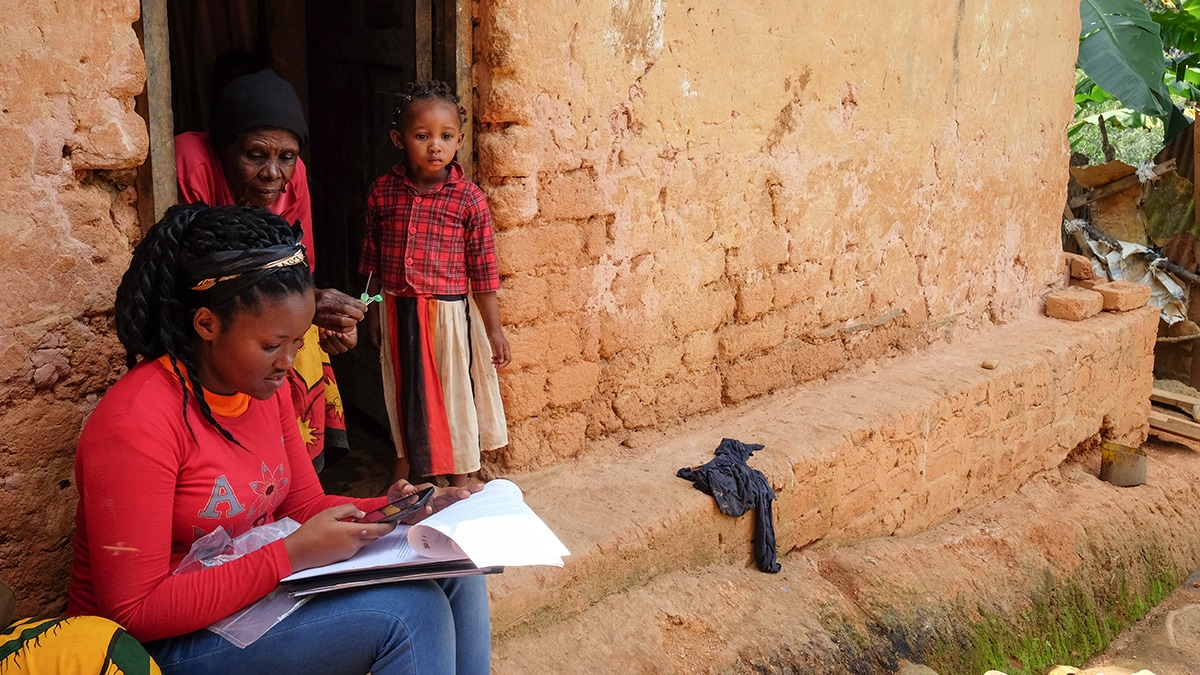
[366,308,382,349]
[488,328,511,368]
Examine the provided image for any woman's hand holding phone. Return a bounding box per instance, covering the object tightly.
[283,481,488,572]
[283,504,394,572]
[354,486,435,524]
[380,480,486,525]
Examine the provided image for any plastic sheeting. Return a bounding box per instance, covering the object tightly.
[1067,220,1187,325]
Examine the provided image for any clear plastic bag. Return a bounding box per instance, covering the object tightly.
[174,518,309,648]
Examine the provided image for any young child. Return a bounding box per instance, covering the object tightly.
[359,80,511,488]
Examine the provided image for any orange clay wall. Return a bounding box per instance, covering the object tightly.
[0,0,145,616]
[472,1,1078,472]
[0,0,1091,619]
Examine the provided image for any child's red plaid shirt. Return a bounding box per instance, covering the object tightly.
[359,161,500,296]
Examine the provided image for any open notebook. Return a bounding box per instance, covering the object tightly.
[282,479,569,596]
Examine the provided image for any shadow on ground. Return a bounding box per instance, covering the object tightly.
[319,405,392,498]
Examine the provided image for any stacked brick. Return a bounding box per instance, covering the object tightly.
[1047,253,1151,320]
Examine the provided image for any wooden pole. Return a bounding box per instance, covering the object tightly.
[1191,117,1200,390]
[1067,158,1177,210]
[415,0,433,81]
[456,0,473,179]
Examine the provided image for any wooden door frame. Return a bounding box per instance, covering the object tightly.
[456,0,473,178]
[134,0,474,230]
[135,0,178,232]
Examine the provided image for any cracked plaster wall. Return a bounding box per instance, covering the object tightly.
[474,0,1078,472]
[0,0,146,616]
[0,0,1081,615]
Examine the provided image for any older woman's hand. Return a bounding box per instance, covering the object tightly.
[319,326,357,355]
[313,288,367,334]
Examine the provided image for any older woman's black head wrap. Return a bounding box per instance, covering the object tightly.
[209,69,309,148]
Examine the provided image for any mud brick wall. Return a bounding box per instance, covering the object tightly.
[474,0,1079,473]
[486,309,1157,637]
[774,308,1157,546]
[0,0,1096,619]
[0,0,146,616]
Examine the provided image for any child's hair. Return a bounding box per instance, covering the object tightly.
[390,80,467,131]
[114,203,312,441]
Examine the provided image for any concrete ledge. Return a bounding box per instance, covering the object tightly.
[488,308,1158,639]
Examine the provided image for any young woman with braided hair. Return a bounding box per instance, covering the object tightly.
[67,203,491,674]
[360,80,511,489]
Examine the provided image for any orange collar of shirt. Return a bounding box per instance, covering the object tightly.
[156,355,251,417]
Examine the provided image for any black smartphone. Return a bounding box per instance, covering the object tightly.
[354,486,435,524]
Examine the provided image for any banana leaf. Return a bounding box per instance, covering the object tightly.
[1154,0,1200,53]
[1075,83,1115,104]
[1079,0,1173,118]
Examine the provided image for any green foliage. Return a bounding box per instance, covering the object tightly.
[1155,0,1200,52]
[1079,0,1173,117]
[1071,70,1168,163]
[1071,0,1200,158]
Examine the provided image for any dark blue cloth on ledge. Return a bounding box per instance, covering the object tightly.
[676,438,781,573]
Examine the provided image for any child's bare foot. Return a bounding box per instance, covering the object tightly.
[449,473,472,488]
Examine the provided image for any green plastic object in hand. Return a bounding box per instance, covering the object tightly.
[360,272,383,305]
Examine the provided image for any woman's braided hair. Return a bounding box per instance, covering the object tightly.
[114,203,312,442]
[390,79,467,132]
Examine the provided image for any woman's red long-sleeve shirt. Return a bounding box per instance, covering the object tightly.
[66,359,385,642]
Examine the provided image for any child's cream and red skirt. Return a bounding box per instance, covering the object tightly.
[379,293,507,477]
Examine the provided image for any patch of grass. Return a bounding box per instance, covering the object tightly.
[1072,100,1166,167]
[924,560,1181,675]
[804,554,1179,674]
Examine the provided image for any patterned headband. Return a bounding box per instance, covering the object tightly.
[187,244,308,292]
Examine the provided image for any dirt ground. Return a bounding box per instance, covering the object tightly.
[1078,563,1200,675]
[322,407,1200,675]
[1074,434,1200,675]
[989,377,1200,674]
[485,429,1200,674]
[806,428,1200,675]
[997,431,1200,675]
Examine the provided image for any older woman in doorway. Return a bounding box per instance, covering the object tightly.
[174,68,365,471]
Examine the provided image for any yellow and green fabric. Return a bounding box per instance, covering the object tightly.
[0,616,160,675]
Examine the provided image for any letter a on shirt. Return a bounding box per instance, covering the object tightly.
[199,475,245,519]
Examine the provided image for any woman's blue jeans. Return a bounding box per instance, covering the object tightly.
[144,576,490,675]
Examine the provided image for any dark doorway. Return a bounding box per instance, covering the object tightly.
[165,0,462,447]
